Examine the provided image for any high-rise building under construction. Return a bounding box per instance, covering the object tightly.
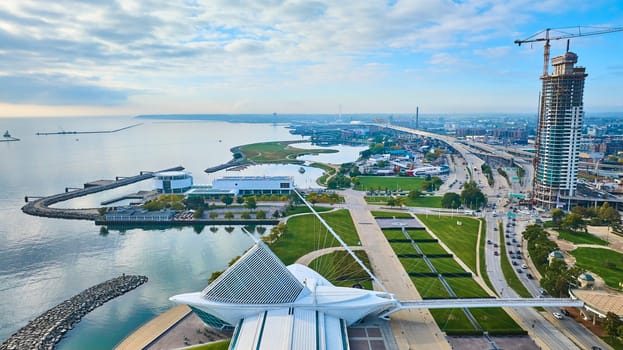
[533,51,587,209]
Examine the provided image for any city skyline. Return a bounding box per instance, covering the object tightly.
[1,1,622,117]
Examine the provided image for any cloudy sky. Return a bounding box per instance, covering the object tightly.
[1,0,622,117]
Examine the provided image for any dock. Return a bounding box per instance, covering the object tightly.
[22,166,184,221]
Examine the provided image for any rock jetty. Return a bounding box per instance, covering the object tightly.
[21,166,184,221]
[1,274,148,350]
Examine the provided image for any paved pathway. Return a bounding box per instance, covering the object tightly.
[115,305,191,350]
[341,189,451,350]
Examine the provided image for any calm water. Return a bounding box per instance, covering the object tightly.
[0,116,364,349]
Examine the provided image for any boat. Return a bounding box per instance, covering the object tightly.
[298,167,306,174]
[3,130,10,138]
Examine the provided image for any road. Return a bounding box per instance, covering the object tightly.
[382,124,609,350]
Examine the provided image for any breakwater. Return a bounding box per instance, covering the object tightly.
[0,275,148,350]
[21,166,184,221]
[35,123,142,136]
[204,146,251,173]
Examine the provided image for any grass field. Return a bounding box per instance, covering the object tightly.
[430,258,465,274]
[309,250,373,289]
[354,176,426,191]
[499,223,532,298]
[571,247,623,289]
[391,242,418,254]
[284,205,333,216]
[272,209,358,265]
[398,257,433,273]
[382,229,409,240]
[470,308,524,335]
[365,196,442,208]
[418,242,449,255]
[411,277,450,298]
[557,229,608,246]
[371,210,413,218]
[417,215,480,273]
[445,278,490,298]
[405,229,434,240]
[238,141,336,163]
[602,335,623,350]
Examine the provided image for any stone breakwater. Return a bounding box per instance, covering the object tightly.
[0,275,148,350]
[21,166,184,221]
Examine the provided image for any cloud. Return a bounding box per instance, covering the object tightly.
[0,74,129,105]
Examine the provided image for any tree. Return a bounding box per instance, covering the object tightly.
[221,195,233,207]
[561,213,585,232]
[240,212,251,219]
[408,190,422,200]
[245,196,257,210]
[460,181,486,209]
[551,208,565,227]
[599,202,620,230]
[224,212,234,219]
[441,192,461,209]
[272,210,280,218]
[605,312,623,336]
[236,196,245,205]
[386,197,398,207]
[255,210,266,219]
[209,211,218,219]
[539,259,582,297]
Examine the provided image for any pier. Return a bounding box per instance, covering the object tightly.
[0,274,148,350]
[35,123,142,136]
[22,166,184,221]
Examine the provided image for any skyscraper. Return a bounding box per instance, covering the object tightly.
[533,51,587,209]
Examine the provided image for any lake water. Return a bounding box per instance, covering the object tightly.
[0,116,365,349]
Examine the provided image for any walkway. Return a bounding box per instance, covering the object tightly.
[115,305,191,350]
[340,189,451,350]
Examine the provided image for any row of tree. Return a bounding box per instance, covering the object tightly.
[522,225,580,297]
[551,202,620,232]
[440,181,487,210]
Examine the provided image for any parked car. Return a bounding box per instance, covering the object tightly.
[516,268,523,273]
[526,273,533,279]
[552,312,563,319]
[512,261,518,266]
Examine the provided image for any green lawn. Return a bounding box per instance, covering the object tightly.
[272,209,358,265]
[602,335,623,350]
[308,250,373,289]
[557,229,608,246]
[382,229,409,240]
[391,242,417,254]
[430,258,466,274]
[398,257,433,273]
[239,141,337,162]
[371,210,413,218]
[405,229,434,240]
[445,278,490,298]
[284,205,333,216]
[365,196,442,208]
[499,224,532,298]
[354,176,426,191]
[418,242,449,255]
[411,277,450,298]
[417,215,480,273]
[429,309,480,334]
[571,247,623,289]
[470,308,524,335]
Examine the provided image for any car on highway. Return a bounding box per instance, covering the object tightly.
[552,312,563,319]
[512,261,518,266]
[487,239,492,244]
[526,273,533,279]
[516,268,523,273]
[560,309,570,316]
[521,264,528,269]
[494,251,499,256]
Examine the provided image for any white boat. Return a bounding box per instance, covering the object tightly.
[3,130,10,138]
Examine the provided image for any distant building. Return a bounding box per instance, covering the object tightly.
[212,176,294,196]
[533,51,587,209]
[154,171,193,194]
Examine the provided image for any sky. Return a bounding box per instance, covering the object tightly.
[0,0,622,117]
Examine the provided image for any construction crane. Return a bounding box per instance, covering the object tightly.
[514,25,623,76]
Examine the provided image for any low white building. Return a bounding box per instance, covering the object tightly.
[212,176,294,196]
[154,171,193,194]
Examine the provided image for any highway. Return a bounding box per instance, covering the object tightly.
[382,124,610,350]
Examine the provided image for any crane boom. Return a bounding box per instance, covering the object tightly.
[515,25,623,76]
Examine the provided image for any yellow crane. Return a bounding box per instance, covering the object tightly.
[514,25,623,76]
